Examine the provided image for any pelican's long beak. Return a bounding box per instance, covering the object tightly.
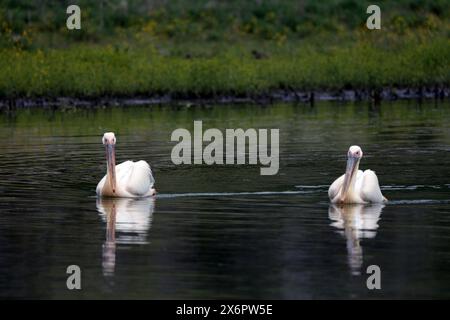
[106,144,116,194]
[340,156,359,203]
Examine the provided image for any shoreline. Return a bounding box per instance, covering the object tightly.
[0,87,448,109]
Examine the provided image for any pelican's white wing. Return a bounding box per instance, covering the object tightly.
[125,160,155,197]
[328,174,345,201]
[116,160,134,186]
[360,170,385,203]
[96,176,107,195]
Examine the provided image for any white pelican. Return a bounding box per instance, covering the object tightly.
[96,132,156,198]
[328,146,387,204]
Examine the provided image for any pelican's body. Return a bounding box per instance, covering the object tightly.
[96,132,156,198]
[328,146,387,204]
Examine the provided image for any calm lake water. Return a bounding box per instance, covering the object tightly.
[0,100,449,299]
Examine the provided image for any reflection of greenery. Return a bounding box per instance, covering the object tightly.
[1,102,449,194]
[0,1,448,98]
[1,101,449,136]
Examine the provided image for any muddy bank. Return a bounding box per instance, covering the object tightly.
[0,87,448,109]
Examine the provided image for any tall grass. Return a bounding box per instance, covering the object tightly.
[0,37,448,98]
[1,0,449,46]
[0,0,448,98]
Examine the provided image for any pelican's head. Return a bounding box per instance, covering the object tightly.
[340,145,363,203]
[102,132,117,193]
[348,145,363,160]
[102,132,116,146]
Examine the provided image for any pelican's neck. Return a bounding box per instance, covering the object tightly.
[340,158,360,203]
[103,144,117,195]
[346,162,359,191]
[106,164,116,191]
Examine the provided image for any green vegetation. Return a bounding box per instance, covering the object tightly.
[0,0,449,99]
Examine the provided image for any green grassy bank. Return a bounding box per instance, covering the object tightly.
[0,0,449,100]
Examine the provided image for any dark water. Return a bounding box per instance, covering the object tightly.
[0,101,449,299]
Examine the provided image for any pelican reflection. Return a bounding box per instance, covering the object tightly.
[328,204,383,275]
[97,197,155,276]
